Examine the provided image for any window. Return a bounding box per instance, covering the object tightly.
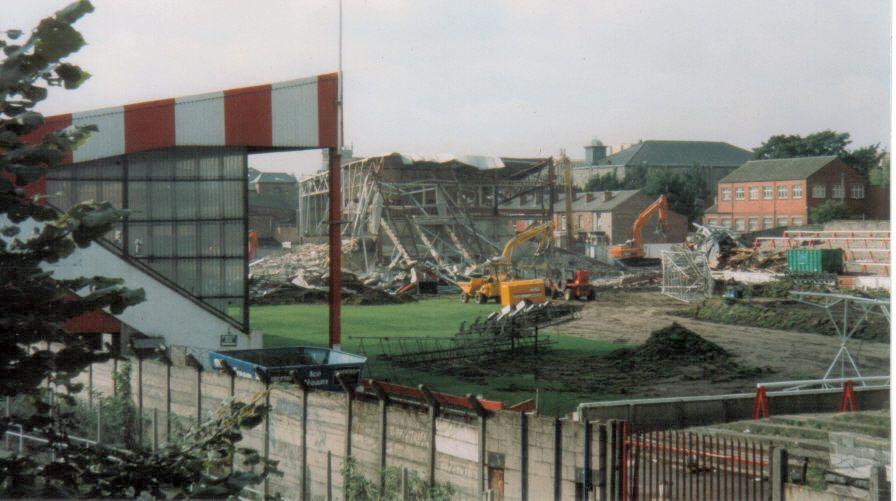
[735,218,745,231]
[831,184,844,199]
[791,216,803,226]
[706,218,717,225]
[763,186,773,199]
[777,185,788,199]
[749,187,760,200]
[519,194,528,205]
[577,214,583,231]
[721,188,732,201]
[721,218,732,228]
[735,187,745,200]
[592,213,599,231]
[763,217,774,229]
[777,217,788,227]
[792,184,803,198]
[851,184,865,199]
[812,184,826,198]
[748,217,759,231]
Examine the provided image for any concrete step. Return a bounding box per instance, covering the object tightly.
[771,415,890,440]
[692,426,831,464]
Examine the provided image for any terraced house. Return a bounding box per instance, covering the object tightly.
[702,156,880,231]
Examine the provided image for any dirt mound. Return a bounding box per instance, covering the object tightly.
[612,322,730,364]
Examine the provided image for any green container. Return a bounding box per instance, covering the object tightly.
[786,249,843,274]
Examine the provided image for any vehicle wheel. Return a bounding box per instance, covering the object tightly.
[461,293,470,303]
[586,289,596,301]
[476,293,488,304]
[563,289,574,301]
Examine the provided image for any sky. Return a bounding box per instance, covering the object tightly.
[8,1,892,177]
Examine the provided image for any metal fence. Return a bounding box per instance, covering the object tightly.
[623,426,772,501]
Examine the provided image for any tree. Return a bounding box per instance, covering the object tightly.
[584,172,623,191]
[809,200,853,224]
[0,2,278,497]
[753,130,885,179]
[869,156,890,187]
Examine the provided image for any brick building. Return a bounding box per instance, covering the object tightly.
[702,156,874,231]
[248,171,298,242]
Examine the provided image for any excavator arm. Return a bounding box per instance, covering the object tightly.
[610,195,668,261]
[500,222,555,265]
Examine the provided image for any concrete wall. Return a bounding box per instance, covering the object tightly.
[576,387,889,430]
[78,354,620,501]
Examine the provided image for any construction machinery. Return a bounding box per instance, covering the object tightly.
[610,194,668,263]
[459,222,555,304]
[560,269,596,301]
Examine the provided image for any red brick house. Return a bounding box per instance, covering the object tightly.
[702,156,875,231]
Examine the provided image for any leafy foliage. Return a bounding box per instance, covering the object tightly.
[583,165,708,221]
[753,130,886,179]
[0,2,279,498]
[342,457,455,501]
[809,200,853,224]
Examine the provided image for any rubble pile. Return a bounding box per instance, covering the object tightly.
[716,248,787,272]
[691,223,786,273]
[249,239,417,306]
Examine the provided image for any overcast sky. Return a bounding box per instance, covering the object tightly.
[8,1,893,177]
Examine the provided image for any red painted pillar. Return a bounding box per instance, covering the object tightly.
[328,148,342,349]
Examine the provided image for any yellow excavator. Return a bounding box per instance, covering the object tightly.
[459,222,555,304]
[609,194,668,263]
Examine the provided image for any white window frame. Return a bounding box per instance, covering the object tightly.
[777,217,788,227]
[850,184,865,199]
[791,216,803,226]
[735,218,745,231]
[812,184,826,199]
[777,185,788,199]
[763,217,774,229]
[763,186,773,200]
[792,184,803,198]
[721,188,732,201]
[831,184,844,199]
[735,187,745,200]
[748,217,760,231]
[749,187,760,200]
[721,218,732,228]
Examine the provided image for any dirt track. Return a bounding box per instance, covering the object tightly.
[550,291,890,397]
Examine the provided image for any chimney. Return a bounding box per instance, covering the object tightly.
[585,192,595,203]
[602,191,613,202]
[584,138,608,165]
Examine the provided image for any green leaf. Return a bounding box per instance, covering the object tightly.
[55,63,91,90]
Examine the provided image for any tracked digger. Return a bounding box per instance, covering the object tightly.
[459,222,555,304]
[609,194,669,264]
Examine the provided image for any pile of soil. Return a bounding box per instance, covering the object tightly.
[609,322,730,367]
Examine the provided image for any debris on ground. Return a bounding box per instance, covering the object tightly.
[424,322,765,397]
[717,248,787,272]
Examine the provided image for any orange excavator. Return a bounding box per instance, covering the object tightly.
[609,194,668,263]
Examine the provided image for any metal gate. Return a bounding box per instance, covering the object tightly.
[622,426,771,500]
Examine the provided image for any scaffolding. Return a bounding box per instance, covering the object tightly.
[660,248,713,303]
